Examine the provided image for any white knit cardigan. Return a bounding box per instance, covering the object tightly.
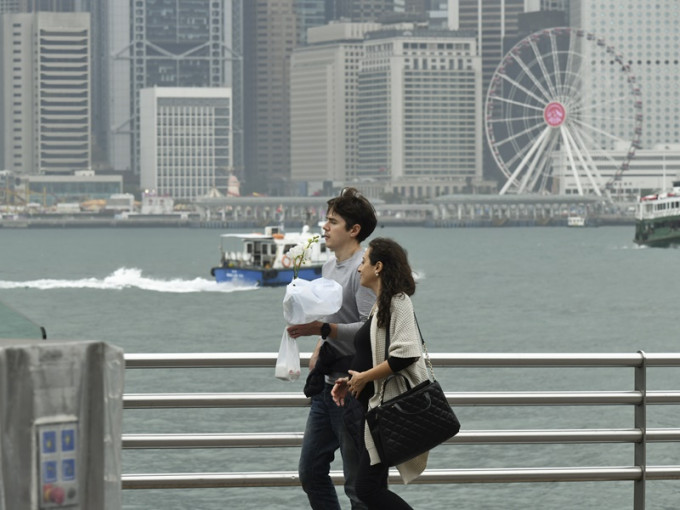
[363,293,430,484]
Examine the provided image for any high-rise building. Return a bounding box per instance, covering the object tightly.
[455,0,524,96]
[242,0,296,195]
[294,0,328,44]
[356,29,483,194]
[570,0,679,150]
[100,0,237,178]
[290,22,382,191]
[139,87,233,200]
[291,22,484,197]
[332,0,395,21]
[1,12,91,175]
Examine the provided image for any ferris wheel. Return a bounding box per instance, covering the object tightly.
[485,27,643,197]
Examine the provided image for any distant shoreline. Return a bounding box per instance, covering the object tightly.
[0,215,635,229]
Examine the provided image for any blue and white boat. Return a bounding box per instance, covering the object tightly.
[210,225,329,286]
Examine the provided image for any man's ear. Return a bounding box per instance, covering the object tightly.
[349,223,361,238]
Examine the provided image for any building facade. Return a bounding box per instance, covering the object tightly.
[0,0,23,12]
[100,0,236,178]
[560,145,680,200]
[1,12,91,175]
[291,23,485,198]
[570,0,679,151]
[242,0,297,195]
[357,29,484,191]
[139,87,233,201]
[290,22,382,193]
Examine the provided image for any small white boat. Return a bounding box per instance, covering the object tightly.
[210,225,329,286]
[567,215,586,227]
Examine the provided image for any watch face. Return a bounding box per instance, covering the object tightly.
[321,323,331,338]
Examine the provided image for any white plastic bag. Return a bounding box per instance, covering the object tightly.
[282,277,343,325]
[275,330,301,382]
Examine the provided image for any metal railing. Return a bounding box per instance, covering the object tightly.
[122,352,680,509]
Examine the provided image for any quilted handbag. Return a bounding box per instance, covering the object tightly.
[365,317,460,467]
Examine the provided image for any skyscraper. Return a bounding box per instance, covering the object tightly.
[455,0,524,95]
[242,0,296,195]
[356,28,483,189]
[1,12,91,175]
[290,22,382,190]
[294,0,328,44]
[101,0,236,178]
[570,0,679,149]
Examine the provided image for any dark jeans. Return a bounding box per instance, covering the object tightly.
[299,383,367,510]
[355,423,413,510]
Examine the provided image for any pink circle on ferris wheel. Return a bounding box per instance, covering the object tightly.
[544,102,566,127]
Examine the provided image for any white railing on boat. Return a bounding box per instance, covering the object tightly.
[122,352,680,509]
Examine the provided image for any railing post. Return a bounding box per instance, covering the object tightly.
[634,350,647,510]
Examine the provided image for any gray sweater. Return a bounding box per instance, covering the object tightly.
[322,248,376,383]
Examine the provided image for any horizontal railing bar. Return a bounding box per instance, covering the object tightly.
[123,432,305,449]
[121,466,680,489]
[121,429,680,449]
[122,391,680,409]
[123,352,680,369]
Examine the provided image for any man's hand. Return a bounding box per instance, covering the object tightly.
[287,320,322,339]
[332,378,349,406]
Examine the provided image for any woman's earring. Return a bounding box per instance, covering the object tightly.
[375,272,379,277]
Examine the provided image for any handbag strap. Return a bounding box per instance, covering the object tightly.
[377,312,436,402]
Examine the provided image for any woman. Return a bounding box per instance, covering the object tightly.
[332,237,429,509]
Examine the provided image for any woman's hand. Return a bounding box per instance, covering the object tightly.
[332,378,349,406]
[347,369,368,398]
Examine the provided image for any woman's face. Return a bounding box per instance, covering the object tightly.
[358,247,379,290]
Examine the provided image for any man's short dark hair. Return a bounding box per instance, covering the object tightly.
[327,187,377,243]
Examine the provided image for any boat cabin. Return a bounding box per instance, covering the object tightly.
[219,225,327,271]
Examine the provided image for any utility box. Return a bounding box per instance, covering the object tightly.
[0,341,124,509]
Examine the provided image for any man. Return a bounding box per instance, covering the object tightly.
[287,187,377,510]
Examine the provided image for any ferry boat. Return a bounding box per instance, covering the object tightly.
[634,180,680,247]
[210,225,329,286]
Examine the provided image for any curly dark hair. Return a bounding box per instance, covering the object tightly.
[326,187,377,243]
[368,237,416,329]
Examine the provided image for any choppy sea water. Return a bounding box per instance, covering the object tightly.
[2,226,680,510]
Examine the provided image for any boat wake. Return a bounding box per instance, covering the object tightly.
[0,268,256,293]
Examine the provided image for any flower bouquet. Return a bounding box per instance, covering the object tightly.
[275,236,342,382]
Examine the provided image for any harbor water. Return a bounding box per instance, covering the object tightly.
[2,226,680,509]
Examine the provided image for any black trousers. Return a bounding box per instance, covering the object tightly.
[352,416,414,510]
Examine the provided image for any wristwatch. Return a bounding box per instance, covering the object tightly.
[320,322,331,340]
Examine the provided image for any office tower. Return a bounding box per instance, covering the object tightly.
[242,0,296,195]
[294,0,328,44]
[139,87,233,200]
[290,22,382,191]
[1,12,91,175]
[332,0,395,21]
[456,0,524,94]
[357,29,483,190]
[101,0,235,179]
[570,0,679,150]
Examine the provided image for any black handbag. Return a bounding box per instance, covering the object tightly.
[365,316,460,467]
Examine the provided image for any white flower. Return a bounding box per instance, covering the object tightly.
[287,244,306,260]
[286,235,319,279]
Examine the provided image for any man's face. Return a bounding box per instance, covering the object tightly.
[323,209,355,251]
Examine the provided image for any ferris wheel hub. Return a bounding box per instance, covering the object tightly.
[544,102,566,127]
